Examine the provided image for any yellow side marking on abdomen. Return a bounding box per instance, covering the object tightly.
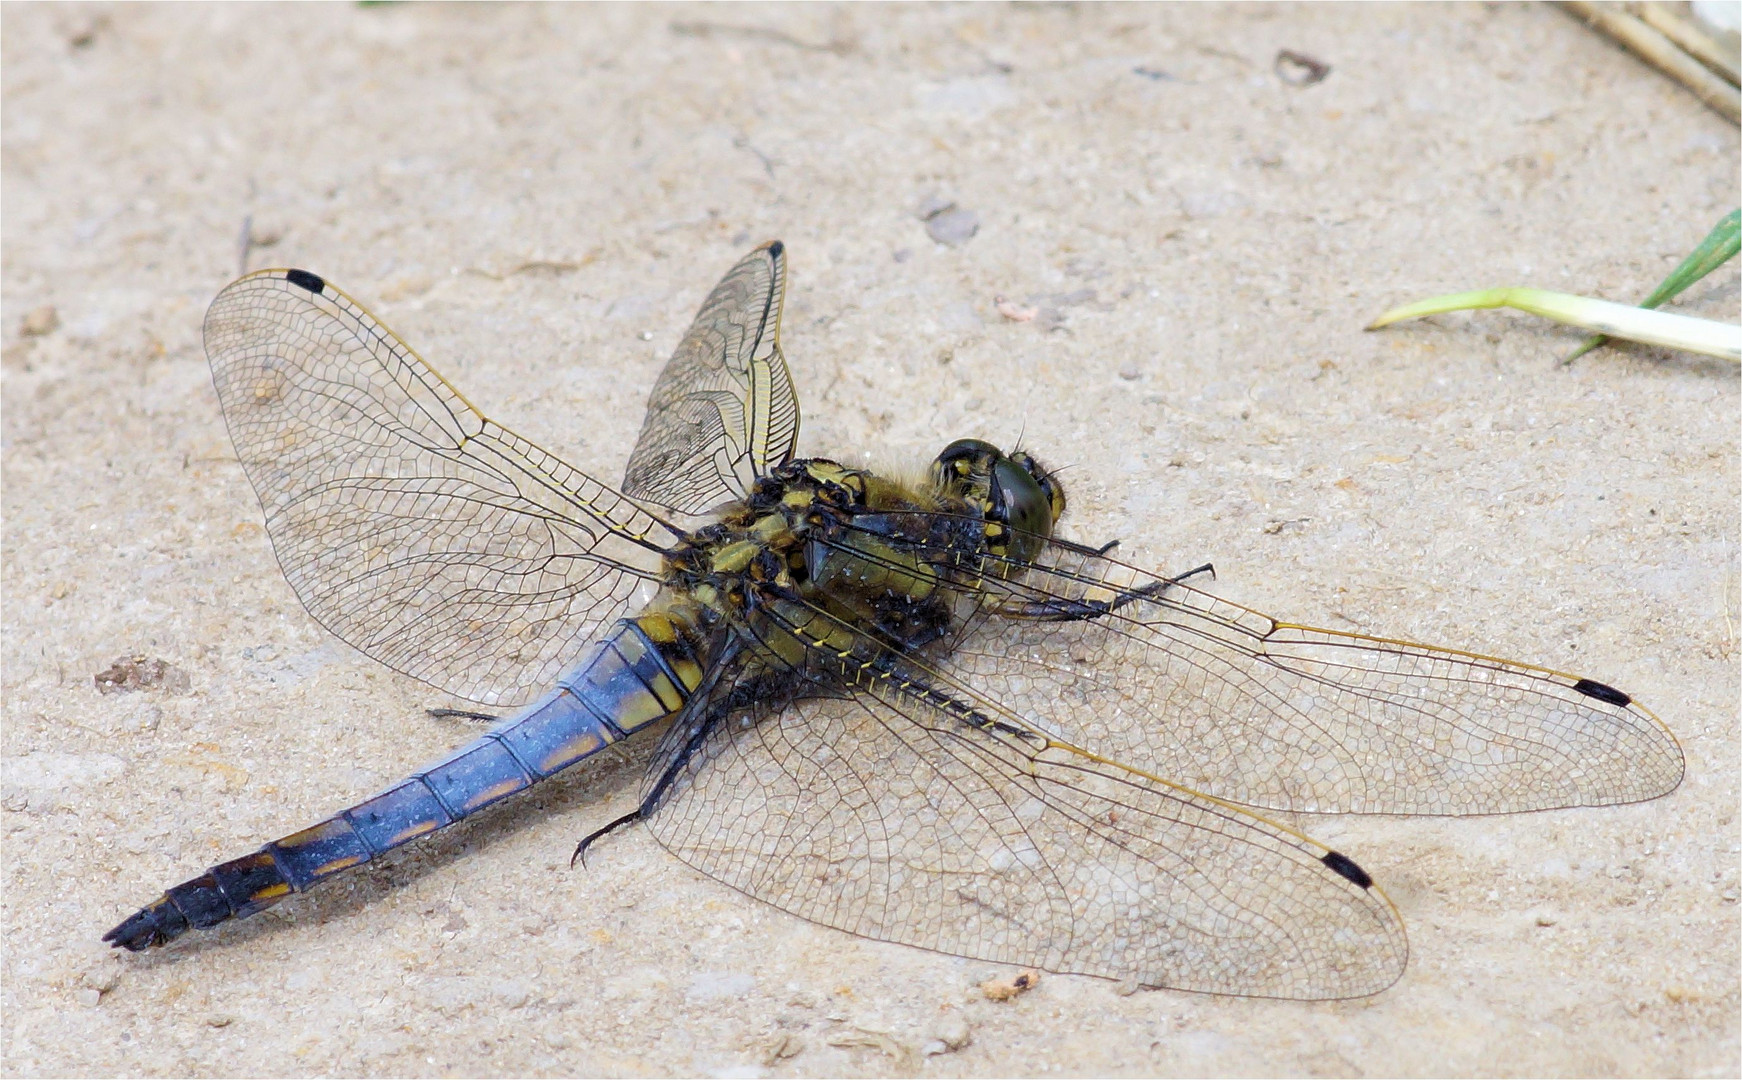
[538,729,609,775]
[388,819,444,846]
[460,777,529,813]
[308,855,366,878]
[248,881,294,903]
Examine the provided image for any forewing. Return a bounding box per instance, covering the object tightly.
[203,269,678,707]
[641,670,1406,1000]
[946,543,1684,815]
[622,241,798,512]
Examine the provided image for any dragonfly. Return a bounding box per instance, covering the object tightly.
[104,241,1684,1000]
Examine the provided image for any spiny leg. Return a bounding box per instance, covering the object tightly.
[1050,535,1124,557]
[426,707,499,724]
[570,809,642,868]
[997,560,1217,622]
[1171,561,1216,585]
[570,708,723,868]
[570,643,748,868]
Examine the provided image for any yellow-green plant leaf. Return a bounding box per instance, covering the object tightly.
[1564,209,1740,363]
[1367,287,1740,362]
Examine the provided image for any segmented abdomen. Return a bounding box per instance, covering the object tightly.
[104,614,702,950]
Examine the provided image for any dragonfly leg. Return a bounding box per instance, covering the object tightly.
[996,561,1216,622]
[571,809,642,868]
[574,693,731,867]
[1050,538,1211,563]
[1050,535,1124,557]
[996,581,1167,622]
[426,707,499,725]
[1170,561,1215,584]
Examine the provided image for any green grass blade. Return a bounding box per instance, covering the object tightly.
[1641,209,1740,308]
[1367,289,1518,326]
[1367,287,1740,362]
[1563,209,1740,363]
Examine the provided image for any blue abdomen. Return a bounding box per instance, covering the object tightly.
[104,613,703,950]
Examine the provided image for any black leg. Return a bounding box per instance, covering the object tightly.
[570,809,643,868]
[1171,561,1216,585]
[426,707,498,724]
[996,561,1216,622]
[1050,535,1123,557]
[571,705,726,868]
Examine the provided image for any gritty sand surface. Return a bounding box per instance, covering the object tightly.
[3,3,1738,1076]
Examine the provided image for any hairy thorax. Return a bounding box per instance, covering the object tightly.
[649,458,989,680]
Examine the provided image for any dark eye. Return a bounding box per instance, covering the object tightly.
[990,457,1057,562]
[1008,451,1066,524]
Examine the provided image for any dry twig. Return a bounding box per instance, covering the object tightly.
[1559,2,1740,123]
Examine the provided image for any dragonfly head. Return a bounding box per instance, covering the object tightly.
[930,438,1065,564]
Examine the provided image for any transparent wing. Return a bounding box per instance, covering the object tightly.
[942,539,1685,815]
[203,269,680,707]
[642,657,1407,1001]
[622,241,798,513]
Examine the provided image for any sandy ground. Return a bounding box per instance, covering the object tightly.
[3,3,1738,1076]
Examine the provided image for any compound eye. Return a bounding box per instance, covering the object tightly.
[990,456,1054,561]
[1008,451,1066,526]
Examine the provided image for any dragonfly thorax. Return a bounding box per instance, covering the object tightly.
[655,457,1001,666]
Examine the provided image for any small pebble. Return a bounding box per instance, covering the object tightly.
[21,306,59,337]
[980,968,1040,1001]
[926,207,980,248]
[924,1017,972,1054]
[65,14,106,48]
[93,655,189,695]
[915,194,955,220]
[247,220,285,247]
[762,1032,803,1065]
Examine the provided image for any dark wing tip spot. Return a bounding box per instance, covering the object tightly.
[1321,850,1374,890]
[284,269,326,295]
[765,239,784,258]
[1572,678,1631,708]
